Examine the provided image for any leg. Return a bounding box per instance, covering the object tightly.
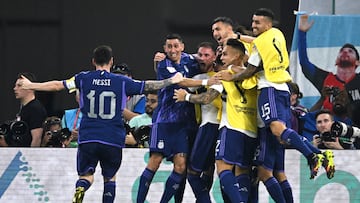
[274,172,293,203]
[72,174,93,203]
[103,176,116,203]
[258,166,285,203]
[216,160,241,203]
[137,152,163,203]
[160,153,187,203]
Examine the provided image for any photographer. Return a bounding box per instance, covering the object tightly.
[313,109,354,149]
[0,72,46,147]
[42,116,72,148]
[125,91,158,148]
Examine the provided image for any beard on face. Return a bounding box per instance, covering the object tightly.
[336,58,356,67]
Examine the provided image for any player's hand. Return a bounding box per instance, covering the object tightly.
[154,52,166,62]
[298,14,314,32]
[173,89,188,102]
[215,70,234,81]
[19,75,32,90]
[170,72,184,84]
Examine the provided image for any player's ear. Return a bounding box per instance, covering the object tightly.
[356,60,360,67]
[92,58,96,66]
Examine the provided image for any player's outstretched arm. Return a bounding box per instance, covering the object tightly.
[144,72,183,91]
[174,88,220,104]
[20,75,65,91]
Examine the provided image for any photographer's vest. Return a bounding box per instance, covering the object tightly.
[243,28,291,89]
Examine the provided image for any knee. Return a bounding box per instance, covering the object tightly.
[269,121,286,137]
[257,166,273,182]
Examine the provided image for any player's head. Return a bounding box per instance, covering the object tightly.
[220,38,246,67]
[212,16,235,46]
[163,33,184,63]
[335,43,359,69]
[252,8,274,36]
[197,42,216,71]
[92,45,113,67]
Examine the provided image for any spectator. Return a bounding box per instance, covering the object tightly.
[19,45,184,203]
[42,116,72,148]
[0,72,46,147]
[289,82,308,134]
[298,14,360,113]
[111,63,146,122]
[61,89,82,148]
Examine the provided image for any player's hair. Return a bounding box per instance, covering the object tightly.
[225,38,246,54]
[197,41,216,53]
[254,8,275,22]
[93,45,113,66]
[165,33,183,43]
[212,16,234,28]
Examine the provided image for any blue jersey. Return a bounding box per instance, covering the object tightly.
[63,70,145,148]
[154,53,201,123]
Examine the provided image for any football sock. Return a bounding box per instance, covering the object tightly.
[137,168,155,203]
[264,177,285,203]
[160,171,184,203]
[103,181,115,203]
[280,180,294,203]
[219,170,241,203]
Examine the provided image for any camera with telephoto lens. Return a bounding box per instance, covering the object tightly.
[133,125,151,146]
[331,121,360,139]
[46,128,71,147]
[319,131,336,142]
[125,123,150,147]
[0,120,28,144]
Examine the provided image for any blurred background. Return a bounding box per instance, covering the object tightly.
[0,0,298,121]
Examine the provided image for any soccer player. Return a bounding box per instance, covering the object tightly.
[218,8,335,202]
[18,45,184,203]
[175,38,258,202]
[136,33,202,203]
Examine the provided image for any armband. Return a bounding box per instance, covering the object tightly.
[202,79,208,86]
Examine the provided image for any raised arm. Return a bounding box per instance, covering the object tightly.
[20,75,65,91]
[298,14,329,92]
[144,72,183,92]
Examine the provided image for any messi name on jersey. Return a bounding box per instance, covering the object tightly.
[92,79,111,86]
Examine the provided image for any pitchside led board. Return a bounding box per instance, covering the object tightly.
[0,149,360,202]
[289,14,360,109]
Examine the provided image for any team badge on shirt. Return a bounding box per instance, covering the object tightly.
[158,140,164,149]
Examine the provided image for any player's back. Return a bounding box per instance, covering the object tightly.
[75,70,144,148]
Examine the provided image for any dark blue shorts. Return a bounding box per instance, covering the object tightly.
[77,142,122,179]
[150,122,197,161]
[258,87,291,127]
[255,127,285,172]
[189,123,219,172]
[215,127,257,168]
